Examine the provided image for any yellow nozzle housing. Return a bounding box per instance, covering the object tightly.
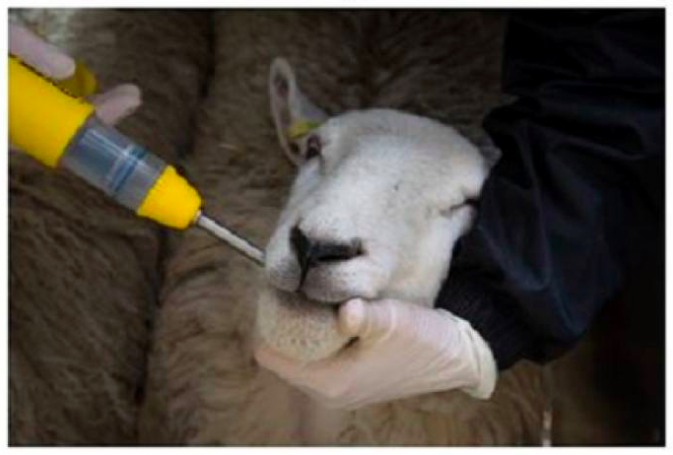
[137,165,202,229]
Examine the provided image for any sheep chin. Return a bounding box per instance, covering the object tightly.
[256,287,351,363]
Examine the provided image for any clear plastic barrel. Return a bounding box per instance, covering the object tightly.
[59,116,166,211]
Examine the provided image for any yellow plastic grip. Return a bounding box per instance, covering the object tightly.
[9,55,94,167]
[57,61,98,97]
[136,165,202,229]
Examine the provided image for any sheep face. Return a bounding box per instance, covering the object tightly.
[257,58,488,362]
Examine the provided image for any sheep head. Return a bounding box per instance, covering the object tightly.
[256,57,488,363]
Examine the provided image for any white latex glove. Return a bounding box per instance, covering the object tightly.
[9,20,141,126]
[255,298,498,410]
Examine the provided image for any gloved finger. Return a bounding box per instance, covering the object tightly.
[9,21,74,80]
[254,342,309,381]
[90,84,142,126]
[341,299,397,342]
[255,339,355,386]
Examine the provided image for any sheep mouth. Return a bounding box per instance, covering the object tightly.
[278,289,342,313]
[298,291,348,309]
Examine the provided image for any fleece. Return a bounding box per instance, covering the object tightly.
[11,10,649,446]
[9,10,211,444]
[139,11,545,445]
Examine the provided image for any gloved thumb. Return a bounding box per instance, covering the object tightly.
[338,299,397,341]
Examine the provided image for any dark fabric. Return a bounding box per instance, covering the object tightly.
[436,269,539,370]
[436,10,664,368]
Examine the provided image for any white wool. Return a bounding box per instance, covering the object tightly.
[257,286,349,362]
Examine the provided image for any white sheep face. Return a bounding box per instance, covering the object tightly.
[257,58,488,363]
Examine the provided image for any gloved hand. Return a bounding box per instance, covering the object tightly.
[9,20,141,126]
[255,298,498,410]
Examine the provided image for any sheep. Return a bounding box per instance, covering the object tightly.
[9,10,211,444]
[10,10,657,445]
[139,11,548,444]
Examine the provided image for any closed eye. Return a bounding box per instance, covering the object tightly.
[439,198,479,218]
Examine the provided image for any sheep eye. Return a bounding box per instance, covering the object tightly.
[305,135,321,161]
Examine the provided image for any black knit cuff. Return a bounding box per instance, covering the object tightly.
[434,271,539,370]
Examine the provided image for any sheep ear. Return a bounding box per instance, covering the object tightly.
[269,57,327,165]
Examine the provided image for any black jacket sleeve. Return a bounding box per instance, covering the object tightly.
[435,10,664,370]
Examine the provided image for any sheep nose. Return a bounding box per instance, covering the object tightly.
[290,226,362,288]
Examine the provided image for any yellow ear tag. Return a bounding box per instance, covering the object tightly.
[287,119,322,140]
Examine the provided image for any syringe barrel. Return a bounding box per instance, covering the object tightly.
[60,116,165,212]
[59,116,202,229]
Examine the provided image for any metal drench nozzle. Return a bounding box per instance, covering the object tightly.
[194,211,265,266]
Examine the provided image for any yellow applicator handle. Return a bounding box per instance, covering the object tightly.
[9,55,94,168]
[9,54,201,229]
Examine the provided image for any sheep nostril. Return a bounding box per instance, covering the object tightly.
[290,226,363,290]
[290,226,314,290]
[311,240,363,263]
[290,226,312,266]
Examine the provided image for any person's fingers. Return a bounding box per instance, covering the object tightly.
[9,21,74,80]
[255,339,352,386]
[253,342,307,380]
[350,300,397,341]
[338,299,367,336]
[91,84,142,126]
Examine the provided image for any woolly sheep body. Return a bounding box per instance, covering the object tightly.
[9,10,211,444]
[10,10,653,445]
[140,11,546,444]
